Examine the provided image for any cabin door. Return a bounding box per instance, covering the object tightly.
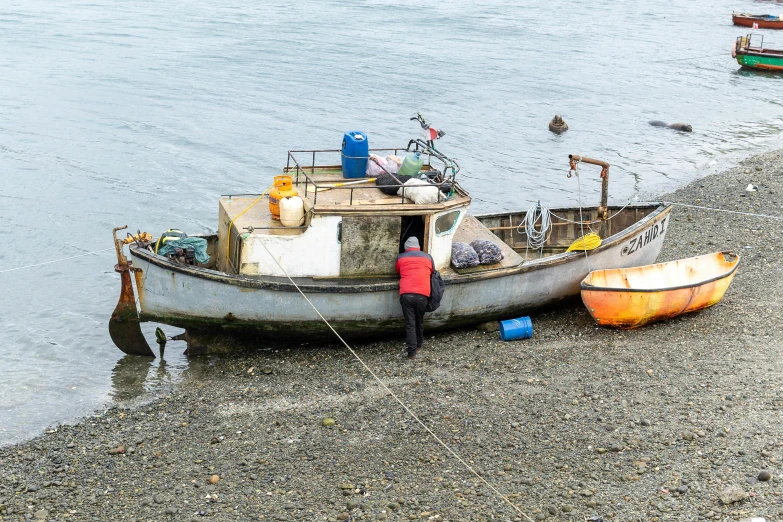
[399,216,426,253]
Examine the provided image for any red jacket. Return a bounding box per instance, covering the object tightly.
[395,247,434,296]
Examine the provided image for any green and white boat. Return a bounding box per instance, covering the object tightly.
[733,34,783,71]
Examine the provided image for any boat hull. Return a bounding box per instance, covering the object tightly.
[733,15,783,30]
[580,251,739,329]
[130,205,671,352]
[736,52,783,70]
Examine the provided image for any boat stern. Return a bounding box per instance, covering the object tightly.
[108,226,155,357]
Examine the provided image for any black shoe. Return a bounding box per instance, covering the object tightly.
[407,349,418,359]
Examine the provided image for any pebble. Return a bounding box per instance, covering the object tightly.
[322,418,336,427]
[719,485,748,505]
[209,474,220,485]
[640,419,651,426]
[758,470,772,482]
[336,513,350,521]
[681,431,695,441]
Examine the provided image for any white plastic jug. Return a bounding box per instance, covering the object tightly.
[280,196,305,227]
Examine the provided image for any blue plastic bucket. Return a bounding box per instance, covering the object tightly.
[499,316,533,341]
[341,131,369,179]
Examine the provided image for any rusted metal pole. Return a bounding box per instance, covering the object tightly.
[569,154,610,236]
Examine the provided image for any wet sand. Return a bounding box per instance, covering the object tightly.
[1,151,782,522]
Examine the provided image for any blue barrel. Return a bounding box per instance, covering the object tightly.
[499,316,533,341]
[341,131,369,179]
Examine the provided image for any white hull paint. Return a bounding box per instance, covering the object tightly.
[130,205,671,348]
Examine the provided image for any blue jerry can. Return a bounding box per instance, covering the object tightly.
[341,131,369,179]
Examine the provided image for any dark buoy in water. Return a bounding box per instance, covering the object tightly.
[549,114,568,134]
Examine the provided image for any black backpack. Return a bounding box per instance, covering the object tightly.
[426,260,445,312]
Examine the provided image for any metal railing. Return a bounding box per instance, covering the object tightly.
[284,142,460,206]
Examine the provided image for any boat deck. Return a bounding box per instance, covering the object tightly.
[285,165,471,214]
[219,197,306,237]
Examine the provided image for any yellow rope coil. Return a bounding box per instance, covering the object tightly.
[224,184,275,263]
[566,232,601,252]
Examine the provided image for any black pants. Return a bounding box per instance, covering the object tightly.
[400,293,428,354]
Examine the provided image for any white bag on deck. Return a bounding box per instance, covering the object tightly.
[385,155,402,174]
[397,178,443,205]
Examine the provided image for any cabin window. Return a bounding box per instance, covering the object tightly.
[435,210,460,236]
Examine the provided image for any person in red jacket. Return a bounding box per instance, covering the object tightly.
[395,236,434,359]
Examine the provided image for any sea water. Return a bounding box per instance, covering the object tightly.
[1,0,781,445]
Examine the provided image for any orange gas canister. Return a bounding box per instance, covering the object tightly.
[268,175,298,220]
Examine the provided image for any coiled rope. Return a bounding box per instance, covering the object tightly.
[256,240,534,522]
[518,201,552,250]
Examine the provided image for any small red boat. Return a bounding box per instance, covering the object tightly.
[733,12,783,30]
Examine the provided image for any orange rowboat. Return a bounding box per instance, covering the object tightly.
[581,251,740,329]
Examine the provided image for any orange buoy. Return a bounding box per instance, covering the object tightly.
[268,175,298,220]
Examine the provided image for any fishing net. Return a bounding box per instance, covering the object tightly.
[470,239,504,265]
[451,242,479,269]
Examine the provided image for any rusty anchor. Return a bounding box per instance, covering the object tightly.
[109,226,155,357]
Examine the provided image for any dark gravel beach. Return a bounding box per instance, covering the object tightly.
[2,151,782,522]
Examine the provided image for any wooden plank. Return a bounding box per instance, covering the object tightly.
[340,216,401,277]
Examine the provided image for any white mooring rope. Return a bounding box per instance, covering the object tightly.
[256,241,534,522]
[0,247,116,274]
[659,202,783,221]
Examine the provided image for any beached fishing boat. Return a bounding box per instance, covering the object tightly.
[581,251,739,329]
[110,137,672,356]
[732,12,783,30]
[733,34,783,70]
